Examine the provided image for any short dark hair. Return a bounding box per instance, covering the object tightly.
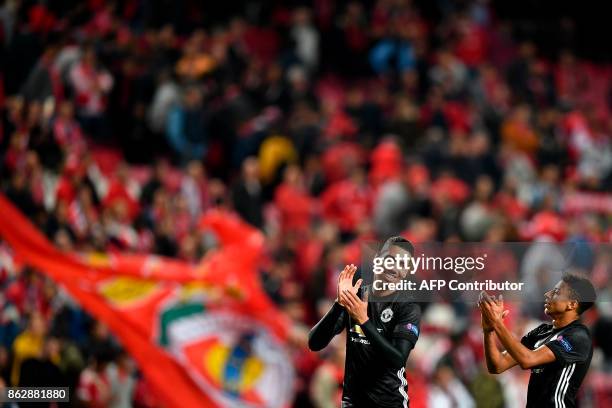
[562,274,596,315]
[382,236,414,256]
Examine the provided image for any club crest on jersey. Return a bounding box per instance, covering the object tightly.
[381,307,394,323]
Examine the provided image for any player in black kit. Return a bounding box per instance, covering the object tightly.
[308,236,421,408]
[479,274,596,408]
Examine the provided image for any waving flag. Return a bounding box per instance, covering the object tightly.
[0,194,294,408]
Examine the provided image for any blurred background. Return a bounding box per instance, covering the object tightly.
[0,0,611,407]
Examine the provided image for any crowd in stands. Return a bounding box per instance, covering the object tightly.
[1,0,612,407]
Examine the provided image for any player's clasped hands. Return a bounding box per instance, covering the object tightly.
[336,264,362,304]
[336,264,369,325]
[478,291,509,332]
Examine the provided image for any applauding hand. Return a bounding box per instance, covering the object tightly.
[478,291,509,332]
[339,289,369,325]
[336,264,362,305]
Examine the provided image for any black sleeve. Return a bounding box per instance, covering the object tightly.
[520,323,549,349]
[308,302,347,351]
[546,327,592,364]
[391,303,421,347]
[360,320,415,368]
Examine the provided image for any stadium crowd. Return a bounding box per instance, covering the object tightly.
[1,0,612,407]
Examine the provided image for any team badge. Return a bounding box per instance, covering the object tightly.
[381,307,394,323]
[166,310,294,407]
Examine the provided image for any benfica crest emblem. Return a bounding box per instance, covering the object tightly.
[164,309,294,408]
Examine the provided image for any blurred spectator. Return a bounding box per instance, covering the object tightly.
[140,159,169,208]
[166,87,208,162]
[428,364,475,408]
[181,160,208,223]
[309,335,345,408]
[373,177,410,238]
[18,336,64,388]
[501,105,539,155]
[77,349,114,408]
[107,351,137,408]
[274,164,316,234]
[291,8,320,73]
[321,166,371,238]
[175,31,215,81]
[0,346,12,387]
[81,321,118,365]
[103,163,140,221]
[147,70,180,136]
[53,101,85,155]
[4,172,38,219]
[10,312,46,385]
[460,175,496,241]
[20,43,62,103]
[429,49,468,98]
[68,46,113,140]
[231,157,263,229]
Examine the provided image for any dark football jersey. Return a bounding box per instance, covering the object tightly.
[521,320,593,408]
[341,286,421,408]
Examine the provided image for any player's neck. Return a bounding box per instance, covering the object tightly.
[551,313,579,329]
[372,288,395,298]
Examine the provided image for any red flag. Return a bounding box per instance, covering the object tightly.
[0,195,294,407]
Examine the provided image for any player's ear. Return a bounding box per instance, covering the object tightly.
[567,299,578,312]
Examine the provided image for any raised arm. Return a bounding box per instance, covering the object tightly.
[489,319,555,369]
[340,290,418,368]
[308,301,347,351]
[479,293,517,374]
[483,330,518,374]
[308,264,361,351]
[359,321,415,367]
[480,293,555,370]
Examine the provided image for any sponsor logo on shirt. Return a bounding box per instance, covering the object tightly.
[349,325,371,345]
[350,325,366,337]
[557,335,573,352]
[406,323,419,337]
[350,337,371,345]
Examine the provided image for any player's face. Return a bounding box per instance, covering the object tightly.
[544,281,575,316]
[379,246,412,284]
